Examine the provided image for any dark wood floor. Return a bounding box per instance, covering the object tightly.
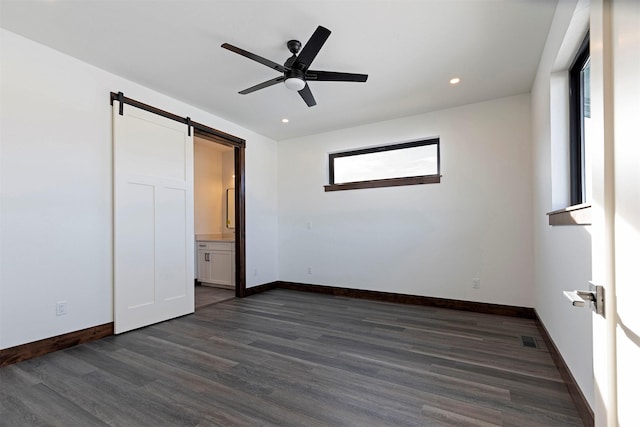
[195,285,235,309]
[0,289,583,426]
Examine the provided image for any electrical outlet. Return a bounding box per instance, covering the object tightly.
[306,221,312,230]
[253,268,258,277]
[56,301,67,316]
[307,267,312,275]
[472,278,481,289]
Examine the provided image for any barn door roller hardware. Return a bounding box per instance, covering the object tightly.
[118,91,124,115]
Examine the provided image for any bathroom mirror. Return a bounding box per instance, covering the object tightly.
[226,188,235,229]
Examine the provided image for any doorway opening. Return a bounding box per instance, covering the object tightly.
[193,130,246,308]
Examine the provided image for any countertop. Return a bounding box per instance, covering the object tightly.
[195,234,235,242]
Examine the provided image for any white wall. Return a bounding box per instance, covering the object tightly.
[245,131,279,287]
[0,29,278,349]
[194,140,223,235]
[277,94,534,307]
[193,141,235,234]
[531,0,594,407]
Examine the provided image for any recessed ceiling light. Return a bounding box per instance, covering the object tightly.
[281,118,289,123]
[449,77,461,85]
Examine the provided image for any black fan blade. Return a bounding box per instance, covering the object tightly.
[293,26,331,70]
[298,84,317,107]
[239,76,285,94]
[221,43,287,73]
[306,70,368,82]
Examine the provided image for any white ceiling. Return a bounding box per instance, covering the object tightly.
[0,0,557,141]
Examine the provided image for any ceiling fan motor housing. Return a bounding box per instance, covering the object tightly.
[286,68,305,80]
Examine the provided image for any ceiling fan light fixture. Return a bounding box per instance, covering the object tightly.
[284,77,306,91]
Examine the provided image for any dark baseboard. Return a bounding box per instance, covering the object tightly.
[534,310,593,427]
[276,281,536,319]
[243,281,279,297]
[0,323,114,368]
[1,279,278,367]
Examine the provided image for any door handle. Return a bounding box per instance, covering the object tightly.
[563,290,594,307]
[563,283,604,316]
[205,253,209,262]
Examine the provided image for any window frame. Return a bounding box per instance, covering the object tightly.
[568,32,590,206]
[324,138,441,192]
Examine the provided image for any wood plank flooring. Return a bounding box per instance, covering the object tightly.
[0,289,584,426]
[195,285,235,309]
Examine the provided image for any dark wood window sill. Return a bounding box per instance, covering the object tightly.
[547,203,592,226]
[324,175,441,192]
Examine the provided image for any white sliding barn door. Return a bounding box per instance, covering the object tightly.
[113,102,194,334]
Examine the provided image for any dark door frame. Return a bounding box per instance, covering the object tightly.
[193,130,246,297]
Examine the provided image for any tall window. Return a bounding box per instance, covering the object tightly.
[325,138,441,191]
[568,33,590,205]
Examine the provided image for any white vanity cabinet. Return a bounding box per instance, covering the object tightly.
[196,240,235,288]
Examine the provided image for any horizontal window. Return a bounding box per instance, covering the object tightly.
[325,138,441,191]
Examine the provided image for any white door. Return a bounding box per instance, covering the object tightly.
[590,0,640,424]
[113,102,194,334]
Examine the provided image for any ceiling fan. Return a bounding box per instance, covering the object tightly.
[221,26,368,107]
